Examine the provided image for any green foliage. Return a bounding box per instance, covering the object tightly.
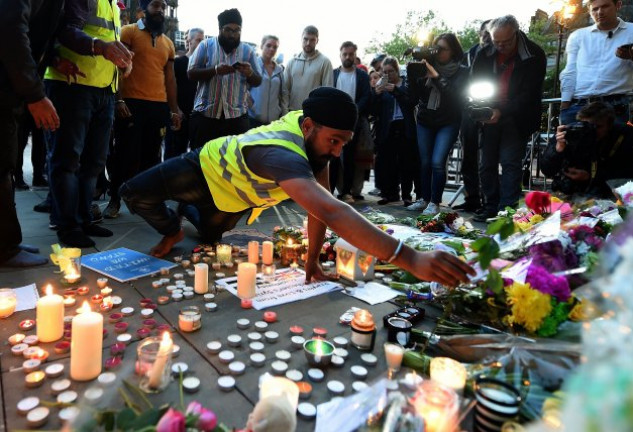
[526,18,557,56]
[471,236,499,269]
[456,23,481,51]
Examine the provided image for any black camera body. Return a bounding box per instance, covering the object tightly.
[468,105,494,122]
[551,121,597,194]
[404,46,440,62]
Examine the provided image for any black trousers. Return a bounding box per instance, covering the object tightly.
[0,106,24,262]
[329,127,358,196]
[459,115,482,206]
[189,112,250,149]
[16,114,47,180]
[164,114,191,160]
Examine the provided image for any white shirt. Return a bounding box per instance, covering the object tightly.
[336,70,356,100]
[560,18,633,101]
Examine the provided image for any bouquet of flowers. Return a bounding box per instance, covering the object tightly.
[272,225,339,262]
[416,212,480,239]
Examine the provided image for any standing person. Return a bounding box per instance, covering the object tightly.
[560,0,633,125]
[282,26,333,113]
[371,57,419,206]
[119,87,475,287]
[454,21,491,213]
[0,0,64,266]
[330,41,371,203]
[248,35,287,128]
[15,116,48,189]
[188,8,262,149]
[164,27,205,159]
[471,15,546,221]
[103,0,182,220]
[44,0,133,247]
[406,34,468,215]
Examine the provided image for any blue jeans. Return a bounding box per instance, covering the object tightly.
[46,81,113,228]
[560,97,630,126]
[120,149,247,243]
[416,123,460,204]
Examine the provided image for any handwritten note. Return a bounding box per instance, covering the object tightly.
[82,248,177,282]
[217,268,342,310]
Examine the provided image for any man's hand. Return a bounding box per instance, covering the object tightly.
[115,100,132,118]
[304,259,337,283]
[98,40,133,69]
[564,167,590,182]
[27,97,60,131]
[234,62,254,78]
[411,250,475,287]
[170,110,183,131]
[483,108,501,124]
[119,62,133,79]
[53,58,86,84]
[616,44,633,60]
[555,124,567,153]
[215,63,235,76]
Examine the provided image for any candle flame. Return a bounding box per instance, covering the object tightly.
[79,301,91,313]
[161,331,172,345]
[103,296,113,307]
[287,238,293,245]
[45,284,53,296]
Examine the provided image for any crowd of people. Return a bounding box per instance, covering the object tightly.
[2,0,633,270]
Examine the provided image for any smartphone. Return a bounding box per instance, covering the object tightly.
[619,43,633,50]
[232,62,243,69]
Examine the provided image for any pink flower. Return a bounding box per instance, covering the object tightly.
[186,402,217,431]
[156,408,185,432]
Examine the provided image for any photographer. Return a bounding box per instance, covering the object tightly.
[541,101,633,197]
[406,33,468,215]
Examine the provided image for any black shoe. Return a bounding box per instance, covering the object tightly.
[473,210,498,223]
[14,177,29,190]
[33,199,51,213]
[83,224,113,237]
[32,176,49,187]
[377,196,399,205]
[453,202,482,212]
[352,195,364,201]
[58,228,95,248]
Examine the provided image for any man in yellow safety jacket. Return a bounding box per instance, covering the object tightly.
[120,88,474,286]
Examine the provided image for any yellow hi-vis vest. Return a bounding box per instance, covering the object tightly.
[44,0,120,91]
[200,111,308,225]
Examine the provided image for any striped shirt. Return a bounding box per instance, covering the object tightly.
[189,37,260,118]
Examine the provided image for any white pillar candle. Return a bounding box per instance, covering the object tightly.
[194,263,209,294]
[248,241,260,264]
[70,302,103,381]
[36,285,64,343]
[259,376,300,411]
[262,241,274,265]
[148,332,173,389]
[237,263,257,299]
[429,357,467,393]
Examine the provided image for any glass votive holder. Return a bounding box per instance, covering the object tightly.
[429,357,467,394]
[136,336,173,393]
[474,377,522,430]
[412,380,459,432]
[216,244,232,266]
[62,253,82,285]
[178,306,201,332]
[303,339,334,368]
[383,343,405,377]
[0,288,17,318]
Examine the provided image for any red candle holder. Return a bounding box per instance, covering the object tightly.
[289,325,304,336]
[99,302,112,313]
[104,356,122,370]
[110,342,126,357]
[144,303,157,310]
[77,286,90,296]
[142,319,157,330]
[241,299,253,309]
[156,324,171,334]
[312,327,328,338]
[54,341,71,355]
[114,322,129,334]
[91,294,103,305]
[136,328,151,339]
[19,320,35,331]
[139,298,153,307]
[63,330,72,341]
[263,311,277,323]
[108,313,123,324]
[103,329,108,339]
[157,296,170,305]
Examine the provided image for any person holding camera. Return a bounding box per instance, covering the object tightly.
[405,33,468,215]
[559,0,633,125]
[541,101,633,197]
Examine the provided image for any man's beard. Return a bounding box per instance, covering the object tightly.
[145,12,164,34]
[305,133,332,173]
[342,59,354,69]
[219,34,240,52]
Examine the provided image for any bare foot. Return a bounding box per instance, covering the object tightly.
[150,229,185,257]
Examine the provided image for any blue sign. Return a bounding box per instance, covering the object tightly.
[82,248,178,282]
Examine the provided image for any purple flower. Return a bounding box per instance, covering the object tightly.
[156,408,185,432]
[526,264,571,302]
[528,240,578,272]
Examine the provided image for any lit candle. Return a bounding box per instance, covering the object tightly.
[64,271,80,284]
[36,285,64,343]
[100,287,112,296]
[237,262,257,300]
[148,332,173,389]
[430,357,467,393]
[412,380,459,432]
[99,297,113,313]
[216,244,232,265]
[262,241,274,265]
[350,310,376,351]
[0,289,17,318]
[248,241,260,264]
[194,263,209,294]
[70,302,103,381]
[384,343,405,375]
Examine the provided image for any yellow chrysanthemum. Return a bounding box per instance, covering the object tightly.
[506,282,552,333]
[516,221,531,232]
[569,300,593,321]
[529,214,545,224]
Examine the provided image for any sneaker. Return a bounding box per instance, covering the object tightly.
[406,199,428,212]
[103,201,120,219]
[367,188,381,196]
[91,203,103,224]
[341,194,355,204]
[473,210,498,223]
[422,202,440,215]
[377,195,399,205]
[452,202,481,212]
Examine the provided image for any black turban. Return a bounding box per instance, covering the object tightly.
[302,87,358,131]
[218,8,242,27]
[139,0,151,9]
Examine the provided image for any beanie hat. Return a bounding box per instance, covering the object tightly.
[218,8,242,28]
[139,0,151,10]
[302,87,358,131]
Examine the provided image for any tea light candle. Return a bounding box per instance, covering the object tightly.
[17,396,40,415]
[121,307,134,317]
[216,244,232,265]
[191,253,201,264]
[240,299,253,309]
[9,333,26,345]
[250,352,266,367]
[30,348,49,362]
[76,286,89,296]
[117,333,132,344]
[331,355,345,368]
[84,386,104,404]
[0,289,18,318]
[297,381,312,399]
[333,336,349,348]
[63,295,76,308]
[19,319,35,331]
[285,369,303,382]
[100,287,112,296]
[192,264,207,295]
[211,262,222,271]
[254,321,268,332]
[261,263,276,277]
[429,357,467,393]
[206,341,222,354]
[312,327,327,338]
[137,328,151,339]
[90,294,103,305]
[110,342,126,356]
[229,361,246,375]
[264,331,279,343]
[334,348,349,359]
[70,301,103,381]
[23,346,40,358]
[183,376,201,393]
[237,262,257,299]
[351,365,368,380]
[247,241,260,264]
[297,402,316,419]
[57,390,78,404]
[160,267,170,276]
[263,311,277,323]
[26,406,50,428]
[171,362,188,376]
[218,350,235,364]
[262,241,274,265]
[218,375,235,392]
[54,341,70,354]
[327,380,345,396]
[152,280,163,289]
[97,372,116,386]
[114,322,129,334]
[307,368,324,382]
[271,360,288,375]
[215,272,226,279]
[181,259,191,268]
[25,370,46,388]
[99,297,113,313]
[248,332,262,342]
[51,378,71,394]
[249,341,265,352]
[37,285,64,343]
[205,302,218,312]
[360,353,378,366]
[143,319,157,330]
[45,363,64,378]
[227,334,242,347]
[289,325,304,336]
[157,295,170,305]
[352,381,369,392]
[111,296,122,308]
[23,359,41,373]
[139,298,153,307]
[291,335,305,349]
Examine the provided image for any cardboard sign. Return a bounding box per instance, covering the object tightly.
[82,248,177,282]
